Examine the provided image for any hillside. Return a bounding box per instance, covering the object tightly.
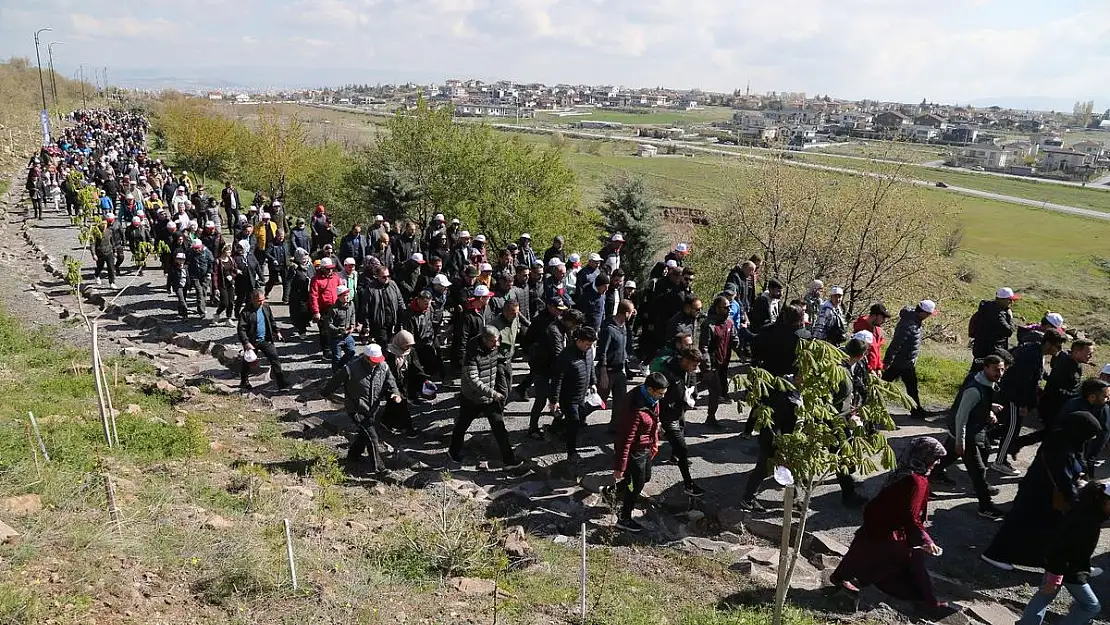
[0,57,97,171]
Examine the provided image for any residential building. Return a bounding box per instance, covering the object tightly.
[1071,140,1106,158]
[1040,148,1091,173]
[902,125,940,141]
[637,144,658,157]
[913,113,947,128]
[873,111,910,130]
[958,144,1012,169]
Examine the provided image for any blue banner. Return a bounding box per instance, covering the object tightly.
[40,109,51,146]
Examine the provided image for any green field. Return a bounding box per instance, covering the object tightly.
[807,140,949,164]
[535,106,736,127]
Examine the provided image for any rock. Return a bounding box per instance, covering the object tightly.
[284,485,315,500]
[683,536,733,552]
[182,387,201,400]
[935,610,973,625]
[580,474,607,493]
[203,515,233,530]
[0,520,20,544]
[747,547,779,566]
[681,509,706,522]
[346,520,369,532]
[808,530,850,557]
[810,553,841,570]
[448,576,496,595]
[503,525,532,560]
[717,506,746,530]
[745,518,789,542]
[125,404,142,415]
[729,560,753,575]
[965,601,1019,625]
[719,531,743,544]
[0,494,42,516]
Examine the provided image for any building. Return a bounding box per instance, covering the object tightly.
[1071,140,1106,158]
[958,144,1013,169]
[1039,148,1091,173]
[637,144,658,158]
[913,113,947,128]
[453,103,534,118]
[902,125,940,141]
[873,111,910,130]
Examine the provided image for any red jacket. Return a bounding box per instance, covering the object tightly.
[613,388,661,473]
[308,272,340,316]
[852,316,885,372]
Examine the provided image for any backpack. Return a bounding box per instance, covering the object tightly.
[967,301,988,339]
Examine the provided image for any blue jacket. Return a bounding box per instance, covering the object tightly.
[576,282,606,331]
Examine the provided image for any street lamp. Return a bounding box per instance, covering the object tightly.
[48,41,65,110]
[33,27,52,112]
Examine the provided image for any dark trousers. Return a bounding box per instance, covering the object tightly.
[234,285,252,316]
[240,341,287,387]
[564,403,585,458]
[882,363,923,414]
[619,450,652,521]
[265,261,284,299]
[528,374,553,432]
[706,364,731,420]
[449,398,516,463]
[661,418,695,487]
[382,400,413,433]
[215,286,234,319]
[936,432,993,507]
[190,278,208,317]
[993,402,1024,464]
[348,413,384,471]
[174,285,189,317]
[598,365,627,404]
[415,343,441,379]
[742,428,776,502]
[94,255,116,283]
[32,198,43,219]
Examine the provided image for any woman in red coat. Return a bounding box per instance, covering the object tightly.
[830,436,949,614]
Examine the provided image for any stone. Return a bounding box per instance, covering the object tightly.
[346,520,369,532]
[0,494,43,516]
[125,404,142,415]
[719,531,743,544]
[203,514,234,530]
[717,506,747,530]
[810,553,841,570]
[448,577,496,595]
[503,525,532,560]
[745,518,791,542]
[683,536,732,552]
[965,601,1019,625]
[808,530,850,557]
[580,474,607,493]
[729,560,753,575]
[0,519,20,544]
[747,547,779,566]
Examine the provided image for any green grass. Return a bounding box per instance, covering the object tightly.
[809,140,948,164]
[536,106,737,127]
[0,180,9,197]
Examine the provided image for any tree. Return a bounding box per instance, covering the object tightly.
[242,108,313,200]
[1073,100,1095,128]
[368,169,423,224]
[154,100,244,184]
[737,339,903,624]
[597,175,664,284]
[692,151,955,316]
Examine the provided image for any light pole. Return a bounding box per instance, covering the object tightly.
[48,41,64,111]
[79,65,88,109]
[33,27,52,112]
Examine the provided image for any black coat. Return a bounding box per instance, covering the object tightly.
[320,357,399,419]
[971,300,1014,358]
[552,345,595,408]
[883,307,923,368]
[236,303,279,346]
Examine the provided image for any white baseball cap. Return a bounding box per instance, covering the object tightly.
[459,230,471,238]
[260,212,271,220]
[271,200,282,207]
[238,239,250,251]
[624,280,636,289]
[568,253,581,263]
[520,233,531,240]
[432,273,451,287]
[479,263,493,272]
[344,257,356,266]
[1044,312,1065,328]
[918,300,938,315]
[412,253,426,264]
[665,259,679,269]
[472,284,491,297]
[320,257,335,268]
[588,253,602,262]
[364,343,385,363]
[829,286,845,296]
[1101,364,1110,376]
[205,221,215,228]
[548,257,564,267]
[434,213,445,221]
[674,243,690,253]
[336,285,350,296]
[996,287,1020,300]
[451,218,460,224]
[374,214,384,221]
[852,330,875,344]
[611,233,624,242]
[174,252,186,259]
[474,234,487,243]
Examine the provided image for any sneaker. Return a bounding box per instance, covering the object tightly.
[738,498,766,513]
[684,483,706,498]
[95,277,102,285]
[980,554,1014,571]
[615,518,643,533]
[705,418,724,429]
[989,461,1019,476]
[986,485,1000,496]
[977,505,1005,521]
[108,282,118,289]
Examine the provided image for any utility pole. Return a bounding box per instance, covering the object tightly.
[48,41,64,112]
[33,27,52,111]
[79,65,88,109]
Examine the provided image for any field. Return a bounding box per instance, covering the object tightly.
[807,140,949,164]
[534,106,737,126]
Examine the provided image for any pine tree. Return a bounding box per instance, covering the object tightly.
[598,175,663,284]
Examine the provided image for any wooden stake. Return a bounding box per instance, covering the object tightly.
[90,323,113,447]
[772,485,795,625]
[28,412,49,462]
[579,522,587,620]
[114,361,119,388]
[283,518,299,591]
[26,423,41,479]
[103,471,122,535]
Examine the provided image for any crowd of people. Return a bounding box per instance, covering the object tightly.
[25,109,1110,624]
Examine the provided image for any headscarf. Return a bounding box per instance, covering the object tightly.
[388,330,415,357]
[1049,411,1101,451]
[885,436,946,487]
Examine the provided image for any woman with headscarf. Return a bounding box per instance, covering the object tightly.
[829,436,949,615]
[286,249,314,336]
[381,330,429,437]
[981,410,1101,571]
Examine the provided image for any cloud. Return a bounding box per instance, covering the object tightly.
[68,13,176,39]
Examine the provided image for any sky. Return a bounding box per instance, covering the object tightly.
[1,0,1108,107]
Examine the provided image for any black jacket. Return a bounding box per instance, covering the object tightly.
[748,293,779,334]
[596,319,630,369]
[236,303,279,347]
[393,260,422,301]
[552,344,595,408]
[971,300,1014,358]
[451,307,489,365]
[751,322,801,377]
[998,342,1047,408]
[400,305,435,345]
[1041,352,1084,423]
[339,232,368,266]
[358,280,405,339]
[659,356,692,423]
[391,234,420,265]
[186,247,214,280]
[460,341,507,404]
[884,307,923,368]
[576,282,607,331]
[531,319,567,376]
[1044,493,1110,584]
[324,301,356,340]
[320,357,399,419]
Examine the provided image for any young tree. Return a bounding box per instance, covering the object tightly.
[597,175,664,284]
[155,100,244,184]
[738,339,904,624]
[243,108,312,200]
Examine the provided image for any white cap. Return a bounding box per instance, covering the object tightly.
[238,239,250,251]
[665,259,679,269]
[125,192,134,199]
[459,230,471,238]
[271,200,282,207]
[624,280,637,289]
[474,234,486,243]
[852,330,875,344]
[205,221,215,228]
[260,212,271,220]
[1101,364,1110,376]
[364,343,385,363]
[588,253,602,262]
[343,257,356,266]
[918,300,937,314]
[996,287,1019,300]
[674,243,690,253]
[167,221,177,230]
[131,216,141,224]
[434,213,445,221]
[411,252,426,264]
[1045,312,1065,328]
[829,286,845,296]
[451,218,460,224]
[611,233,624,242]
[520,233,531,239]
[472,284,491,297]
[336,285,350,296]
[320,257,334,268]
[479,262,493,272]
[191,239,203,249]
[569,253,581,263]
[432,273,451,287]
[548,257,564,267]
[374,214,384,221]
[174,252,186,259]
[177,185,185,191]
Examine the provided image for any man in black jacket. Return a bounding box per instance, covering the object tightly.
[401,290,439,378]
[1014,338,1095,454]
[658,346,706,497]
[971,287,1018,358]
[320,343,401,471]
[186,239,214,320]
[359,265,405,345]
[553,326,598,470]
[236,290,288,391]
[747,278,783,335]
[991,331,1065,474]
[576,272,610,331]
[528,307,581,438]
[1057,378,1110,478]
[882,300,937,419]
[339,224,368,268]
[221,181,241,229]
[448,326,519,466]
[598,300,635,408]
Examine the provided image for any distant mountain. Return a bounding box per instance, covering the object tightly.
[966,96,1105,113]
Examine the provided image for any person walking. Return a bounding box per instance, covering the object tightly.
[882,300,937,419]
[320,343,401,473]
[448,326,520,467]
[970,287,1018,359]
[236,290,289,391]
[812,286,848,345]
[658,346,708,498]
[701,295,740,427]
[1015,339,1096,455]
[186,239,214,320]
[992,331,1066,475]
[598,300,634,412]
[213,245,238,326]
[381,330,428,438]
[612,372,670,533]
[853,304,890,373]
[324,285,358,370]
[286,249,314,336]
[552,326,598,476]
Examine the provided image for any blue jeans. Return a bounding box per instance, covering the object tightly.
[1018,581,1101,625]
[331,335,356,370]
